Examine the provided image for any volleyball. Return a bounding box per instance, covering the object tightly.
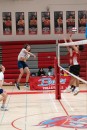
[72,27,77,32]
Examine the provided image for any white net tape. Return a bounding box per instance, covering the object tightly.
[59,39,87,47]
[59,65,87,84]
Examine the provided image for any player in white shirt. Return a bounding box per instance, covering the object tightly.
[0,65,12,111]
[15,44,36,90]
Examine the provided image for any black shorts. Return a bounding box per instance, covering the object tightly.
[69,65,80,76]
[18,61,28,69]
[0,89,3,94]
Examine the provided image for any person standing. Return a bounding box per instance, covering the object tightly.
[0,65,12,111]
[64,35,84,95]
[15,44,36,90]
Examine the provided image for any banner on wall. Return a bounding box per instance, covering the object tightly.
[16,12,25,35]
[28,12,37,34]
[41,12,50,34]
[30,76,70,90]
[2,12,12,35]
[66,11,75,34]
[54,11,63,34]
[78,10,87,33]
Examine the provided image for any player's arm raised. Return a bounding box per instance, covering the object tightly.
[24,49,36,58]
[63,37,70,52]
[69,35,79,53]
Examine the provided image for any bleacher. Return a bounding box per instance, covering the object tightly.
[0,40,56,82]
[0,40,87,83]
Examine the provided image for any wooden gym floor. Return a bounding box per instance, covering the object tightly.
[0,84,87,130]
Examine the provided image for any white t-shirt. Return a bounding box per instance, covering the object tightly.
[18,48,30,61]
[0,72,4,87]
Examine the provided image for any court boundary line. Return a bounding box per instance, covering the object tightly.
[58,99,78,130]
[7,90,87,95]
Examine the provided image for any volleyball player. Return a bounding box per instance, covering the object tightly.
[64,35,84,95]
[0,65,12,111]
[15,44,36,90]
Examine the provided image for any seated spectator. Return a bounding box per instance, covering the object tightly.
[31,72,36,76]
[47,66,54,76]
[37,68,46,76]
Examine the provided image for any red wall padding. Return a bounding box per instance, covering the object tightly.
[1,40,87,81]
[38,52,56,68]
[1,41,56,81]
[0,40,56,45]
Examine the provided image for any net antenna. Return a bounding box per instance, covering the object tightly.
[58,39,87,84]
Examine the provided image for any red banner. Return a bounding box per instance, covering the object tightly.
[30,76,70,90]
[28,12,37,34]
[41,12,50,34]
[16,12,25,35]
[3,12,12,35]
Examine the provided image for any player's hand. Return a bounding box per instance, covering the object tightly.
[33,55,37,59]
[63,37,67,43]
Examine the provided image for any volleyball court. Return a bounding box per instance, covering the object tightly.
[0,38,87,130]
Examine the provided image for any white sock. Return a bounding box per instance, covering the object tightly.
[68,85,71,89]
[75,87,79,91]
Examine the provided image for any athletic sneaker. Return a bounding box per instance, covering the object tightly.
[71,85,76,92]
[73,87,79,95]
[63,86,72,93]
[15,82,20,90]
[24,83,30,90]
[1,106,8,111]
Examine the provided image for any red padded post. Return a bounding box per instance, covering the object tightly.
[54,57,61,99]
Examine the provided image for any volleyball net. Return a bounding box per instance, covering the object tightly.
[54,39,87,99]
